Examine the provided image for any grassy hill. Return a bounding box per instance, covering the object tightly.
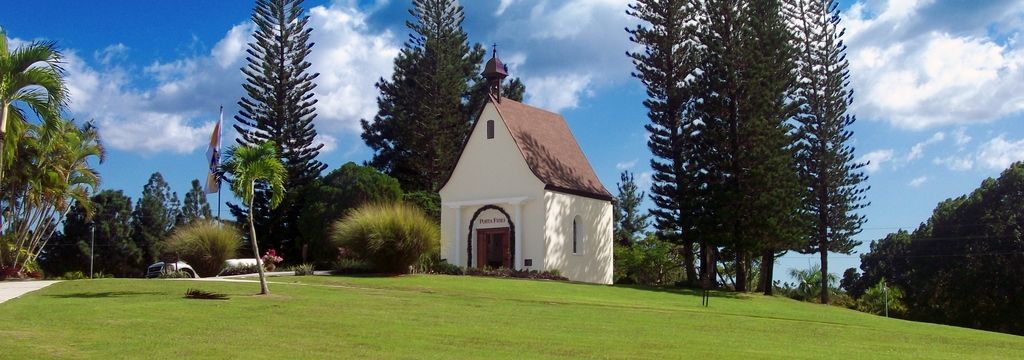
[0,275,1021,359]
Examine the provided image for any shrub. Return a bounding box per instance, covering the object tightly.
[332,259,375,275]
[166,220,242,277]
[464,267,568,281]
[415,253,464,276]
[218,264,261,276]
[299,162,404,266]
[781,264,841,303]
[292,263,315,276]
[416,253,463,275]
[856,279,907,318]
[614,234,685,285]
[158,270,192,279]
[331,202,440,273]
[262,249,284,271]
[402,191,440,220]
[59,271,88,280]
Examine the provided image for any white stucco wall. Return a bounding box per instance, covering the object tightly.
[543,190,614,284]
[440,102,546,268]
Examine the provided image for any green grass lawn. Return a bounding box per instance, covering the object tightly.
[1,275,1021,359]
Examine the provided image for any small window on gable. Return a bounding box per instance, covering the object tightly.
[486,120,495,139]
[572,216,580,255]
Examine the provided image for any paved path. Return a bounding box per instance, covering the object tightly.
[213,270,332,279]
[0,280,60,304]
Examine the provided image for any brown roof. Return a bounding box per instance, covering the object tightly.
[491,97,613,202]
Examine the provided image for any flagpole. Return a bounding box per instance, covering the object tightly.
[217,105,223,222]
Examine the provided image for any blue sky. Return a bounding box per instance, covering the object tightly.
[3,0,1023,281]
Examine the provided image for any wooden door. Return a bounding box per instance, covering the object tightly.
[476,228,511,269]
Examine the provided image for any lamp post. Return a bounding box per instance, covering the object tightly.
[89,221,95,279]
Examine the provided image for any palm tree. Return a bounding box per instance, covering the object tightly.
[0,27,68,197]
[0,119,102,274]
[221,141,286,295]
[789,264,838,302]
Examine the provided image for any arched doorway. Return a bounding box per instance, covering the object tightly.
[467,205,515,268]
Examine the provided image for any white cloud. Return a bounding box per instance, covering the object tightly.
[931,134,1024,171]
[905,131,945,162]
[615,159,637,170]
[953,127,972,147]
[94,43,128,65]
[933,155,975,171]
[637,171,653,190]
[481,0,636,109]
[495,0,519,16]
[977,135,1024,170]
[61,23,248,154]
[307,4,400,133]
[845,0,1024,129]
[524,73,592,112]
[908,176,928,187]
[859,149,894,174]
[61,3,399,153]
[313,134,338,154]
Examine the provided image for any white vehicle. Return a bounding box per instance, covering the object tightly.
[217,258,261,276]
[223,258,258,268]
[146,261,198,278]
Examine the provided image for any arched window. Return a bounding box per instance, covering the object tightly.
[486,120,495,139]
[572,216,580,254]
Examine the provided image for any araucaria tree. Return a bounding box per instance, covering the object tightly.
[613,171,650,246]
[361,0,486,192]
[132,172,180,263]
[736,0,806,296]
[626,0,704,286]
[178,179,213,225]
[785,0,868,304]
[223,141,287,295]
[698,0,807,293]
[632,0,805,292]
[232,0,326,260]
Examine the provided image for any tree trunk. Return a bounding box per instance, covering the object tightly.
[699,239,710,290]
[735,250,747,292]
[249,184,270,295]
[710,246,720,288]
[683,239,697,287]
[0,103,7,231]
[759,249,774,295]
[819,244,829,304]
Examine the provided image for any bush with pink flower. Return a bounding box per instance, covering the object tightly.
[262,249,283,271]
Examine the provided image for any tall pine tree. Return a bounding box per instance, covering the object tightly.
[178,179,212,226]
[613,171,651,246]
[691,0,807,292]
[692,0,754,290]
[738,0,807,296]
[626,0,704,286]
[232,0,325,259]
[132,172,180,263]
[785,0,869,304]
[361,0,485,192]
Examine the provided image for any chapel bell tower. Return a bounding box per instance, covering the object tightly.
[482,44,508,102]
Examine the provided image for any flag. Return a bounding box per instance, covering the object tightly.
[205,107,223,194]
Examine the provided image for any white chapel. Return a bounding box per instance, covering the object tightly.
[439,49,614,284]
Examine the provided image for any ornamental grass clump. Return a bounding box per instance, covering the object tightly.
[292,263,315,276]
[166,220,242,277]
[331,202,440,274]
